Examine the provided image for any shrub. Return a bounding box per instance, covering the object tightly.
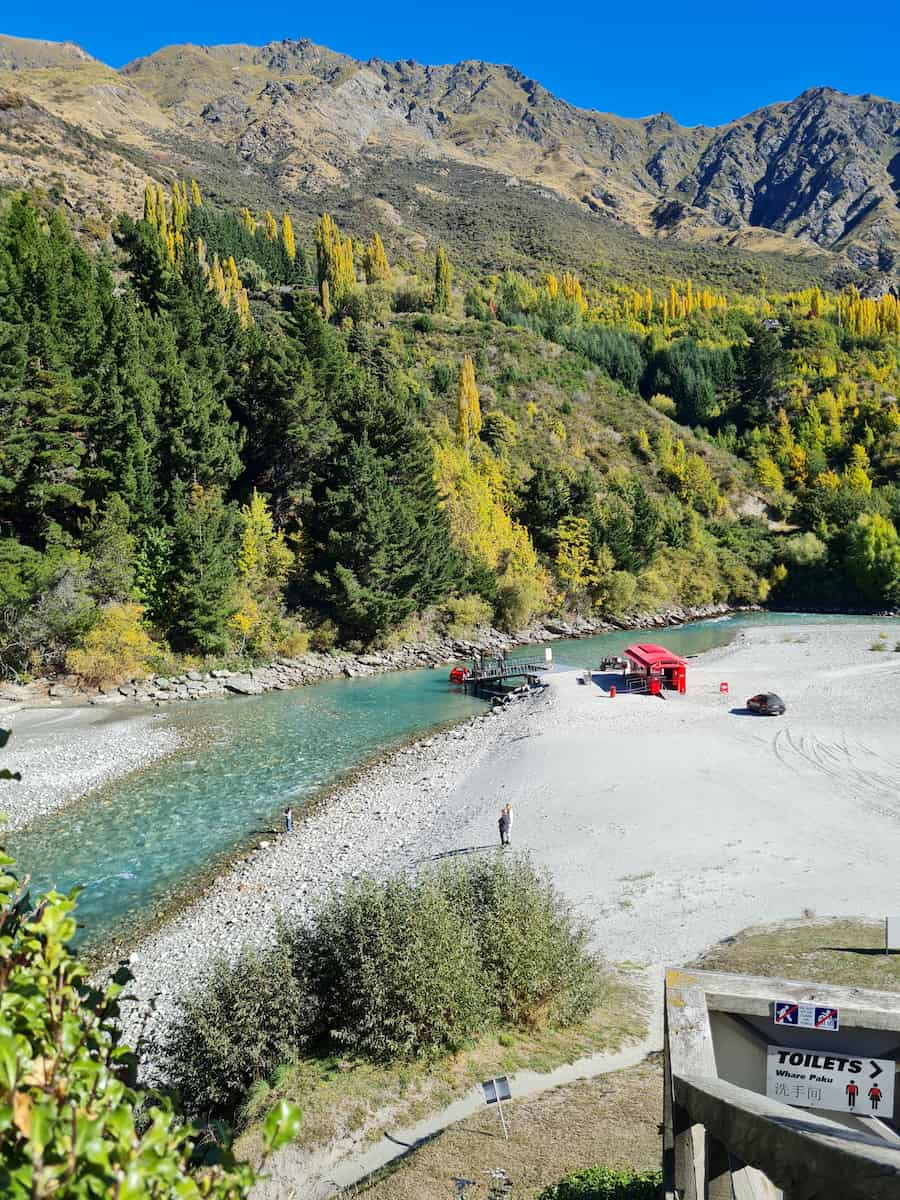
[539,1166,662,1200]
[393,287,431,313]
[300,872,488,1059]
[309,619,339,652]
[446,858,603,1028]
[166,930,317,1116]
[412,313,434,333]
[66,602,156,685]
[168,858,604,1117]
[495,569,549,631]
[444,594,494,637]
[276,625,311,657]
[649,393,676,418]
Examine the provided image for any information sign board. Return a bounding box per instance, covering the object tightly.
[766,1045,894,1115]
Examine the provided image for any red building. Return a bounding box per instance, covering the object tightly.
[624,643,687,694]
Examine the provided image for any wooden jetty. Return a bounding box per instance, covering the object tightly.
[461,657,549,695]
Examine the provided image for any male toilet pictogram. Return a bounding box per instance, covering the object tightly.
[846,1080,859,1108]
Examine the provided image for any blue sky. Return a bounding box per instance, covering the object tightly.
[3,1,897,126]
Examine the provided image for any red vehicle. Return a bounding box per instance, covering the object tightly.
[449,666,470,685]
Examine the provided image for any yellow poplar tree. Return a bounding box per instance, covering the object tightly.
[264,210,279,241]
[190,178,202,206]
[315,213,354,310]
[363,232,390,283]
[241,207,255,235]
[282,213,296,261]
[456,354,480,444]
[156,183,167,240]
[143,183,156,225]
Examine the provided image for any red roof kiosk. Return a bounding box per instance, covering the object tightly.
[624,643,687,694]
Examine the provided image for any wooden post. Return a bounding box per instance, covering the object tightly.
[706,1134,731,1200]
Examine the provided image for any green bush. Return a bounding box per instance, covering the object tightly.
[167,930,317,1116]
[309,619,339,652]
[538,1165,662,1200]
[444,593,494,637]
[649,393,676,418]
[167,858,604,1117]
[301,872,488,1059]
[446,858,602,1027]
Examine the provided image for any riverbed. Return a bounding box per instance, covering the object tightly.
[4,612,891,953]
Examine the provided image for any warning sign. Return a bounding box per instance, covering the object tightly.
[774,1000,839,1031]
[766,1045,894,1115]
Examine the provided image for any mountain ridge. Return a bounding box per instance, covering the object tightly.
[1,32,899,280]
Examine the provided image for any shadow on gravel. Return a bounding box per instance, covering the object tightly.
[420,844,497,863]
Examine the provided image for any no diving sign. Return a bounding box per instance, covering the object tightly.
[774,1000,839,1031]
[766,1045,894,1115]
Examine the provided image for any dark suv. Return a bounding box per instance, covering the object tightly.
[746,692,786,716]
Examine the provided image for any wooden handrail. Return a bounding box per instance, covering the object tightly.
[673,1072,900,1200]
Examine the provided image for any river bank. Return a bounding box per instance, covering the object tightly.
[115,684,543,1068]
[0,602,737,710]
[114,618,900,1073]
[0,707,182,832]
[0,601,737,833]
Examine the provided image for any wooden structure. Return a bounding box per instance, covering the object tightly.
[625,643,687,694]
[664,967,900,1199]
[458,656,548,695]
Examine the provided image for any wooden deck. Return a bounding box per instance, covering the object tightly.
[461,658,549,691]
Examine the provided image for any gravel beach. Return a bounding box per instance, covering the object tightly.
[115,620,900,1066]
[0,705,182,832]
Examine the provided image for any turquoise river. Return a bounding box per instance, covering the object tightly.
[8,612,889,949]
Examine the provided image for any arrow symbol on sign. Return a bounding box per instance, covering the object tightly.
[870,1061,883,1080]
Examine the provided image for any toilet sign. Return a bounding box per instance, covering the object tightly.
[766,1045,894,1115]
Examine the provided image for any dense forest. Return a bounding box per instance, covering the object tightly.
[0,182,897,683]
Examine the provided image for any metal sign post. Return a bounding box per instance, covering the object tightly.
[482,1076,511,1139]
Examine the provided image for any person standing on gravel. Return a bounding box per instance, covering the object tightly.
[498,805,511,847]
[504,802,513,843]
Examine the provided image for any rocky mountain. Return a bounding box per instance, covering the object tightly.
[1,32,898,281]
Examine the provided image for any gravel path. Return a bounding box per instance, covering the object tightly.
[0,706,182,831]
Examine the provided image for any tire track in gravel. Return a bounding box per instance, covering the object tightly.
[773,725,900,819]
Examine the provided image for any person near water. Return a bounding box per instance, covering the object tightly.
[498,806,510,847]
[283,807,293,833]
[504,802,513,842]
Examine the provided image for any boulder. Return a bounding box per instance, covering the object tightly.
[224,674,263,696]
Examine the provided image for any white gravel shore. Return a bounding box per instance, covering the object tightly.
[0,706,182,831]
[116,620,900,1066]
